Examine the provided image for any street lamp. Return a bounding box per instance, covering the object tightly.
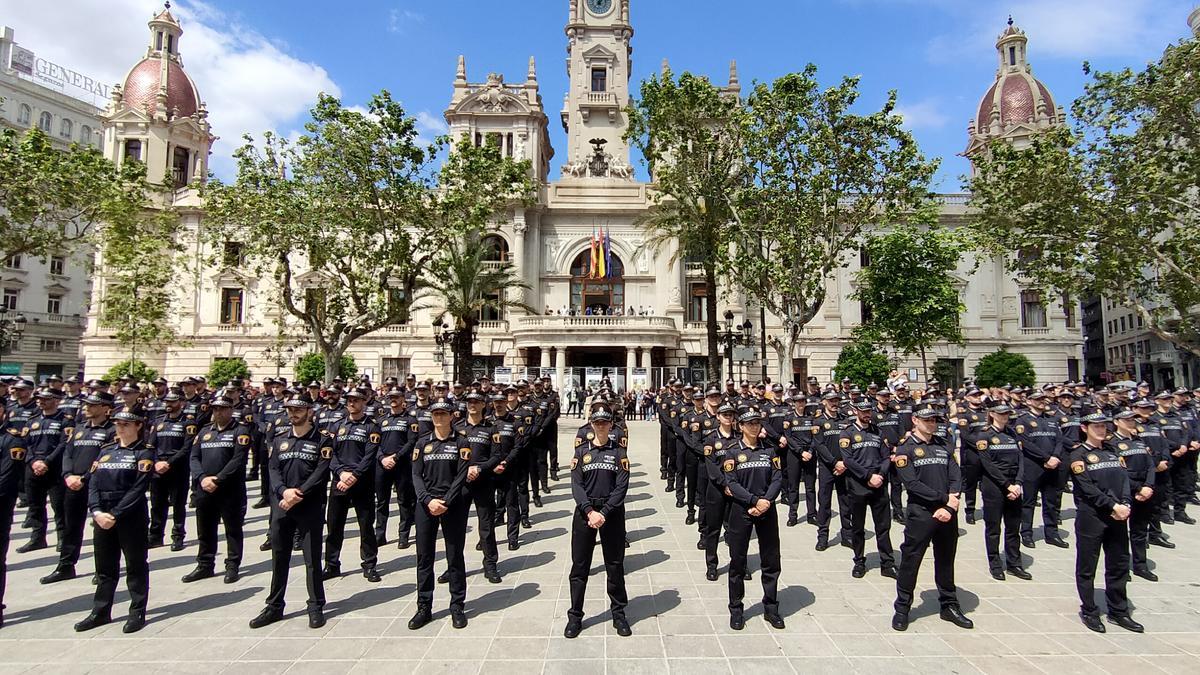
[717,310,755,382]
[432,320,479,383]
[262,345,295,378]
[0,305,28,356]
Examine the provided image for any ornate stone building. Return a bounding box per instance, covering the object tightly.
[81,2,1083,389]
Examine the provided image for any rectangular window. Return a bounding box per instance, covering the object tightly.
[1009,46,1017,66]
[124,139,142,163]
[1137,315,1144,328]
[4,255,21,270]
[591,67,608,92]
[1063,294,1076,328]
[46,294,62,315]
[687,283,707,323]
[49,256,65,276]
[382,358,411,382]
[222,241,244,267]
[1020,290,1047,328]
[2,289,18,311]
[1120,345,1128,363]
[38,339,63,353]
[220,288,243,325]
[860,301,874,325]
[1120,316,1126,332]
[1067,358,1080,381]
[172,146,190,188]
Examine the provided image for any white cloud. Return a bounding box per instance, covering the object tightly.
[893,97,950,130]
[3,0,338,178]
[388,8,425,35]
[415,110,448,146]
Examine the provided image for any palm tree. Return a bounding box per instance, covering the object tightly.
[428,230,533,383]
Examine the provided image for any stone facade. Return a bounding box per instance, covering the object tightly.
[80,2,1083,389]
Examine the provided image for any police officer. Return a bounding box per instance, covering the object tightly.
[17,388,72,553]
[74,409,153,634]
[1070,413,1143,633]
[955,388,989,524]
[700,402,738,580]
[1109,410,1158,581]
[409,399,472,631]
[890,407,973,632]
[376,388,416,549]
[976,404,1029,580]
[0,407,23,627]
[456,391,502,583]
[839,401,896,579]
[490,391,525,549]
[564,408,631,639]
[781,395,817,526]
[323,387,381,582]
[813,391,851,551]
[721,409,785,631]
[147,387,195,551]
[1013,392,1069,548]
[184,393,251,584]
[249,394,333,630]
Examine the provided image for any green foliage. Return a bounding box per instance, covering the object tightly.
[852,213,967,377]
[294,352,357,386]
[104,359,159,384]
[203,91,535,382]
[727,65,938,381]
[625,68,747,381]
[834,340,892,390]
[973,349,1036,389]
[967,36,1200,355]
[207,358,251,387]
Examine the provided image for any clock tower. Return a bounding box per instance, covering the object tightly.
[560,0,634,179]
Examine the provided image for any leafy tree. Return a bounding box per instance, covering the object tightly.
[104,358,159,384]
[728,65,938,382]
[207,358,250,387]
[625,68,748,381]
[428,229,533,383]
[852,213,967,380]
[834,340,892,390]
[0,127,139,262]
[202,92,535,382]
[294,352,356,386]
[967,36,1200,355]
[973,348,1036,388]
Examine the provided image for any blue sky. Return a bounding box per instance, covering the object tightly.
[10,0,1197,189]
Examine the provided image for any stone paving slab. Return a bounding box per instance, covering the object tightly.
[2,421,1200,673]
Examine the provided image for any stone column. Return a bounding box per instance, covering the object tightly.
[626,346,637,373]
[540,348,552,370]
[556,347,568,390]
[512,212,527,314]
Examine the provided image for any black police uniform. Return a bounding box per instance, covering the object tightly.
[1107,431,1155,576]
[781,406,817,525]
[721,437,783,623]
[1069,442,1134,622]
[147,412,196,547]
[57,418,115,571]
[0,424,23,622]
[1012,411,1066,543]
[411,430,472,616]
[375,406,416,546]
[893,432,962,617]
[455,416,502,579]
[490,408,524,547]
[813,408,851,548]
[325,414,381,576]
[700,426,736,575]
[188,419,252,574]
[567,433,630,624]
[265,423,333,614]
[976,427,1026,575]
[838,419,895,572]
[22,408,72,549]
[955,405,989,520]
[87,439,154,623]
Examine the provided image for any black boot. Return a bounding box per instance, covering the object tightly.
[15,538,48,554]
[40,565,76,584]
[181,566,216,583]
[123,611,146,634]
[74,611,111,632]
[308,608,326,629]
[249,607,284,629]
[408,606,433,630]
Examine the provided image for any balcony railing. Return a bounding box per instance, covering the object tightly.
[584,91,617,105]
[22,311,85,328]
[516,315,677,330]
[216,323,249,334]
[478,320,509,332]
[684,262,705,276]
[383,324,414,335]
[1020,327,1051,336]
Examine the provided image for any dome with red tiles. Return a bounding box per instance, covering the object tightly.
[120,57,200,118]
[972,19,1059,134]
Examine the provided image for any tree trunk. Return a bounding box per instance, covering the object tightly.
[704,265,721,382]
[454,321,476,384]
[323,345,345,385]
[920,346,929,384]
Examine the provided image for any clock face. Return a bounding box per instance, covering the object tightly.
[587,0,613,15]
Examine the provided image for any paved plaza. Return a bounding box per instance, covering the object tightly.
[2,421,1200,674]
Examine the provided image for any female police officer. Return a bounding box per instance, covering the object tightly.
[75,409,154,634]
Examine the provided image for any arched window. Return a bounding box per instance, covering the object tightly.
[59,118,72,139]
[38,111,52,132]
[17,104,31,126]
[482,235,509,263]
[570,249,624,315]
[80,125,92,145]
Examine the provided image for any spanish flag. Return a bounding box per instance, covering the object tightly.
[589,230,599,279]
[597,228,607,279]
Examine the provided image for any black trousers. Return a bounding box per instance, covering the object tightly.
[894,503,959,615]
[673,437,689,498]
[25,463,64,542]
[816,463,851,544]
[568,505,627,620]
[1171,459,1192,514]
[848,486,895,567]
[265,498,325,612]
[1149,470,1170,537]
[415,498,469,611]
[726,504,780,615]
[149,466,188,542]
[1074,505,1131,618]
[469,478,499,573]
[325,478,378,570]
[503,464,529,544]
[678,450,699,512]
[0,492,15,608]
[980,479,1022,572]
[92,503,149,617]
[696,465,710,538]
[374,463,415,542]
[526,447,542,501]
[194,483,246,569]
[660,427,676,478]
[1130,496,1154,572]
[702,481,729,570]
[1020,460,1062,539]
[785,455,816,520]
[960,451,981,513]
[534,436,551,486]
[889,464,904,513]
[59,486,90,567]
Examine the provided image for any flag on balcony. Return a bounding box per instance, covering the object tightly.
[589,229,600,279]
[603,227,613,279]
[597,227,607,279]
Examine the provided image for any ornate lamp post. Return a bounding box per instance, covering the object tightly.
[262,345,295,379]
[717,310,755,383]
[0,305,28,357]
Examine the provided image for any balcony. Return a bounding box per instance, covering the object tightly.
[684,262,705,277]
[1020,327,1051,336]
[512,315,680,349]
[383,324,414,335]
[478,320,509,332]
[578,91,620,122]
[22,311,85,329]
[215,323,250,335]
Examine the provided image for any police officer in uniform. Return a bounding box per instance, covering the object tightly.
[184,394,251,584]
[1013,392,1069,548]
[955,388,989,524]
[813,392,851,551]
[721,409,785,630]
[456,391,503,583]
[323,387,382,582]
[74,409,153,634]
[701,402,738,580]
[891,407,973,631]
[1070,413,1143,633]
[0,407,23,627]
[782,395,817,526]
[839,401,896,578]
[147,388,195,551]
[17,388,72,553]
[249,394,334,630]
[1109,410,1158,581]
[376,388,415,548]
[409,399,472,631]
[976,404,1029,580]
[564,409,631,639]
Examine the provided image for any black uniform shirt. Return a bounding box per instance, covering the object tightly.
[701,428,738,485]
[88,441,153,517]
[975,427,1025,487]
[838,420,890,487]
[455,418,500,472]
[0,425,24,497]
[721,439,783,508]
[189,421,252,485]
[331,415,381,478]
[894,434,960,509]
[25,409,71,464]
[62,421,116,479]
[378,410,411,463]
[147,413,197,466]
[269,425,333,501]
[411,431,470,506]
[570,437,629,517]
[1106,432,1155,494]
[1069,442,1131,513]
